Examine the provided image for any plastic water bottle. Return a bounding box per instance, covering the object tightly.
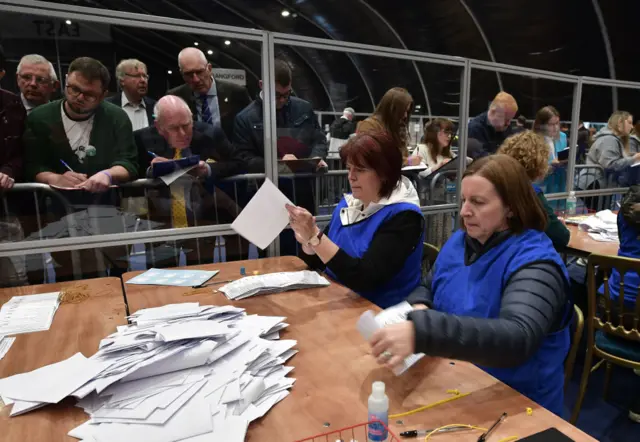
[567,191,577,216]
[367,381,389,442]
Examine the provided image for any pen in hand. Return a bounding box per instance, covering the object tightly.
[60,159,74,173]
[477,412,507,442]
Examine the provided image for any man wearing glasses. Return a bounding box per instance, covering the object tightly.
[16,54,59,114]
[23,56,138,281]
[106,59,156,131]
[167,47,250,140]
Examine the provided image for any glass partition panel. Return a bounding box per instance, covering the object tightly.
[0,10,266,284]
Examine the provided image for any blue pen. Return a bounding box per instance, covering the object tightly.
[60,159,74,172]
[148,151,158,158]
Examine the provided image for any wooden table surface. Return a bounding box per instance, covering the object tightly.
[0,278,127,442]
[123,257,596,442]
[566,224,619,257]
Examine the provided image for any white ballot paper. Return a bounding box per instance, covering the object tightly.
[231,178,293,250]
[0,292,60,336]
[357,301,425,376]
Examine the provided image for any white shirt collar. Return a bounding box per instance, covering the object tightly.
[20,94,36,113]
[121,91,145,109]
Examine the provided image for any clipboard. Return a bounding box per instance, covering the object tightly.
[518,428,574,441]
[151,155,200,178]
[557,148,570,161]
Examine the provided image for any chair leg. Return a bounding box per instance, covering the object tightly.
[571,346,595,424]
[603,362,613,401]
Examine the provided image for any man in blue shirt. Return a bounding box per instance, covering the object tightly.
[167,47,250,140]
[467,92,518,158]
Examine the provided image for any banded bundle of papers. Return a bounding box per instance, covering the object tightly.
[357,302,425,376]
[0,292,60,336]
[0,302,296,442]
[220,270,330,300]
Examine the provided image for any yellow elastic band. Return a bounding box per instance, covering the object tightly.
[423,424,487,441]
[498,437,519,442]
[389,392,471,419]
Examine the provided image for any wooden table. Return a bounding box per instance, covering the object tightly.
[0,278,127,441]
[566,224,619,257]
[123,257,595,441]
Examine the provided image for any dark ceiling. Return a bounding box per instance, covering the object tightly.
[1,0,639,123]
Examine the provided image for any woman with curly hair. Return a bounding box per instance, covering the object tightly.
[498,130,570,248]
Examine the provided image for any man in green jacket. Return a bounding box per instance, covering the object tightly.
[24,56,138,189]
[23,57,139,281]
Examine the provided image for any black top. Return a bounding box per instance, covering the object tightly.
[467,111,514,157]
[300,211,423,292]
[407,231,569,368]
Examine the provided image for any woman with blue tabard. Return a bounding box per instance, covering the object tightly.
[368,155,572,416]
[286,132,424,309]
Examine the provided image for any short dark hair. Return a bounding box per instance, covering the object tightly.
[274,59,292,87]
[0,44,5,71]
[68,57,110,90]
[340,132,402,199]
[462,154,547,234]
[517,115,527,125]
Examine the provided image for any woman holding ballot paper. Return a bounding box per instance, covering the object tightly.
[369,155,572,417]
[286,132,424,309]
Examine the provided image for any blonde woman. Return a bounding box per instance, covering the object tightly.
[577,111,639,209]
[498,131,570,248]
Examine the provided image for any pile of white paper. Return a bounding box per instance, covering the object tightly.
[0,336,15,361]
[357,301,425,376]
[0,292,60,336]
[0,302,296,442]
[578,209,619,243]
[219,270,331,300]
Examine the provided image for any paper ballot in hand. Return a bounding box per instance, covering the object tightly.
[231,179,293,250]
[357,302,425,376]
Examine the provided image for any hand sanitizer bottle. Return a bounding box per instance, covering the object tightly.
[567,191,577,216]
[368,381,389,442]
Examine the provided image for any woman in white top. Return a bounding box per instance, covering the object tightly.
[415,118,455,176]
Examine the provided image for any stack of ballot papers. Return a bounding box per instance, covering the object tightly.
[219,270,330,300]
[126,268,220,287]
[0,302,296,442]
[578,209,619,242]
[0,292,60,336]
[357,301,425,376]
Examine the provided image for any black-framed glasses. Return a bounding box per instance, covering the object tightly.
[65,84,101,103]
[124,73,149,80]
[275,90,292,100]
[18,73,53,85]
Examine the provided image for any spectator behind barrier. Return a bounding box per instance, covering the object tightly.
[233,58,328,173]
[467,91,518,157]
[106,59,156,131]
[288,132,423,308]
[168,47,250,139]
[0,44,25,189]
[24,56,138,190]
[134,95,248,266]
[372,154,571,416]
[631,122,640,155]
[576,111,639,210]
[515,114,528,131]
[16,54,59,115]
[356,87,420,166]
[23,56,139,281]
[330,107,356,139]
[414,118,454,176]
[498,130,570,249]
[533,106,567,166]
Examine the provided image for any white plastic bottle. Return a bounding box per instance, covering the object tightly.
[567,191,577,216]
[367,381,389,442]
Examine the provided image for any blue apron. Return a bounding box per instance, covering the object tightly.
[599,211,639,305]
[432,229,571,416]
[326,198,423,308]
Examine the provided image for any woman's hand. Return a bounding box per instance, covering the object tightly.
[286,204,318,244]
[407,155,422,166]
[370,322,416,370]
[412,304,429,310]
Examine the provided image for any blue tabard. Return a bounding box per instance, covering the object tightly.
[599,211,640,305]
[325,198,424,308]
[431,229,571,416]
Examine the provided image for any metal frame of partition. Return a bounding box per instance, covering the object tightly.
[0,0,635,260]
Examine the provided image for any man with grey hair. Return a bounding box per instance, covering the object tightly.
[167,47,250,139]
[105,58,156,130]
[330,107,356,140]
[16,54,59,114]
[133,94,248,266]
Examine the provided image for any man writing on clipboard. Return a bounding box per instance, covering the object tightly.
[233,58,327,255]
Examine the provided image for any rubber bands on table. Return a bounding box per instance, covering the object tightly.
[422,424,487,440]
[388,391,471,419]
[58,284,90,304]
